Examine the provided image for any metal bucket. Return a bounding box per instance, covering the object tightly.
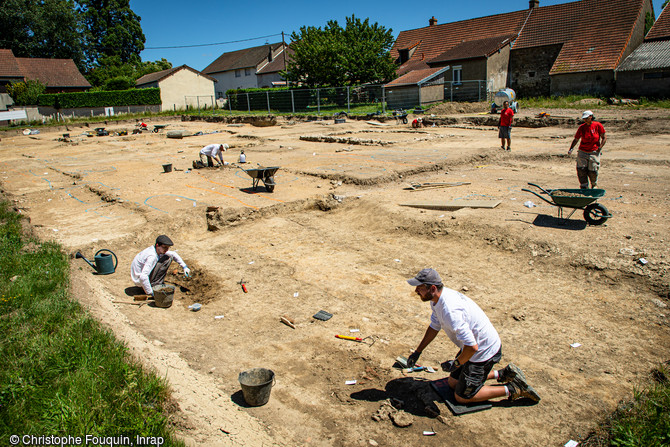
[162,163,173,173]
[153,284,175,308]
[238,368,275,406]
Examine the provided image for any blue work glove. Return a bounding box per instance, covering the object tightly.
[407,351,421,368]
[441,359,460,372]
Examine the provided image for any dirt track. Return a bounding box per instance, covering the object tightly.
[1,107,669,446]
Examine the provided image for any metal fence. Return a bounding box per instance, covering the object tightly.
[218,81,491,114]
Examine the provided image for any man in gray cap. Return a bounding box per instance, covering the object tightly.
[406,268,540,404]
[130,235,191,297]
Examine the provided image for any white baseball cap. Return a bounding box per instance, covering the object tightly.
[582,110,594,119]
[222,143,229,151]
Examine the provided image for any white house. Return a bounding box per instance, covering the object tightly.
[202,42,287,98]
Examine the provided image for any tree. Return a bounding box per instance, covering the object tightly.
[6,80,46,105]
[284,15,396,87]
[77,0,145,72]
[0,0,84,69]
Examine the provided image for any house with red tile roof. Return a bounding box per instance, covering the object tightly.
[0,49,90,94]
[616,4,670,98]
[390,0,653,102]
[136,65,217,111]
[256,46,293,88]
[203,43,288,99]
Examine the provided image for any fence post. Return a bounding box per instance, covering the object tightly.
[317,88,320,114]
[418,85,422,108]
[211,95,214,109]
[228,95,232,113]
[478,81,481,102]
[197,96,200,110]
[450,83,453,102]
[266,90,270,114]
[382,86,386,114]
[246,93,250,112]
[347,86,350,113]
[291,90,295,114]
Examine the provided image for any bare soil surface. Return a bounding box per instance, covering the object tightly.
[1,107,669,446]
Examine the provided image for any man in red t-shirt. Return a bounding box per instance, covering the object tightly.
[568,110,607,188]
[498,101,514,151]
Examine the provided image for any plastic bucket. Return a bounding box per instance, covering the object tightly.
[238,368,275,406]
[153,284,175,308]
[162,163,173,173]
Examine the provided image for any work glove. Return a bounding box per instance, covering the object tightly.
[441,359,459,373]
[183,267,191,278]
[407,351,421,368]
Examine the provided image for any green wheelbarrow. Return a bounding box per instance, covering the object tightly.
[522,182,611,225]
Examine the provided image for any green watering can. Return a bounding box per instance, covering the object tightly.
[75,249,118,275]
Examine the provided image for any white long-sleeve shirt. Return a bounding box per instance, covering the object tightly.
[200,144,224,164]
[130,245,186,295]
[429,288,501,363]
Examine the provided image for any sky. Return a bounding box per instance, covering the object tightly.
[130,0,668,72]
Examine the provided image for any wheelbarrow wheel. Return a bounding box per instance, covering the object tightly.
[402,117,408,124]
[264,177,275,193]
[584,203,609,225]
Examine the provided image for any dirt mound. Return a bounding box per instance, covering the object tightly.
[426,101,489,115]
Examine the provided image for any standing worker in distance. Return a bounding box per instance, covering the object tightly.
[199,143,228,167]
[498,100,514,151]
[131,235,190,297]
[568,110,607,189]
[405,268,540,404]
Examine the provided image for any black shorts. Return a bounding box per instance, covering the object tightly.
[450,347,502,399]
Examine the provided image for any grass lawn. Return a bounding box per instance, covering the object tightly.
[0,201,183,446]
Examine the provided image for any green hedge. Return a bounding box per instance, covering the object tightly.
[37,88,161,109]
[226,87,311,112]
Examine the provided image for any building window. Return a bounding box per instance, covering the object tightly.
[235,70,241,78]
[453,66,462,85]
[398,49,410,64]
[528,71,535,78]
[643,71,670,79]
[245,68,251,76]
[217,92,224,98]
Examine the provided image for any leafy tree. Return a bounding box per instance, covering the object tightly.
[77,0,145,72]
[645,12,655,35]
[0,0,84,69]
[284,15,396,87]
[6,80,46,105]
[664,0,669,9]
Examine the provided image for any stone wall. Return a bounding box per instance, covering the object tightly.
[509,44,562,97]
[551,70,615,96]
[616,70,670,98]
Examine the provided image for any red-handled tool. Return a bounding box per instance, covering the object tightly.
[335,334,377,346]
[335,335,363,342]
[238,278,248,293]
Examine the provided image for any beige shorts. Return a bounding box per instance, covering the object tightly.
[577,150,600,171]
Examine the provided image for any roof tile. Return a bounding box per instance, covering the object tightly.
[203,43,284,74]
[136,65,216,86]
[0,49,24,78]
[646,4,670,41]
[385,67,447,87]
[15,57,90,88]
[392,10,529,73]
[429,34,516,64]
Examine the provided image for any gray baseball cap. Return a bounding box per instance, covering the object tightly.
[407,268,442,286]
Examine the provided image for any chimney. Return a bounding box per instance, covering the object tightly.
[529,0,539,8]
[429,16,437,26]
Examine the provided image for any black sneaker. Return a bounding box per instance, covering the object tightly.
[497,363,526,384]
[506,147,511,151]
[507,378,541,402]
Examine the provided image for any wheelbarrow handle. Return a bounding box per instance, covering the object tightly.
[521,188,556,206]
[526,182,552,195]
